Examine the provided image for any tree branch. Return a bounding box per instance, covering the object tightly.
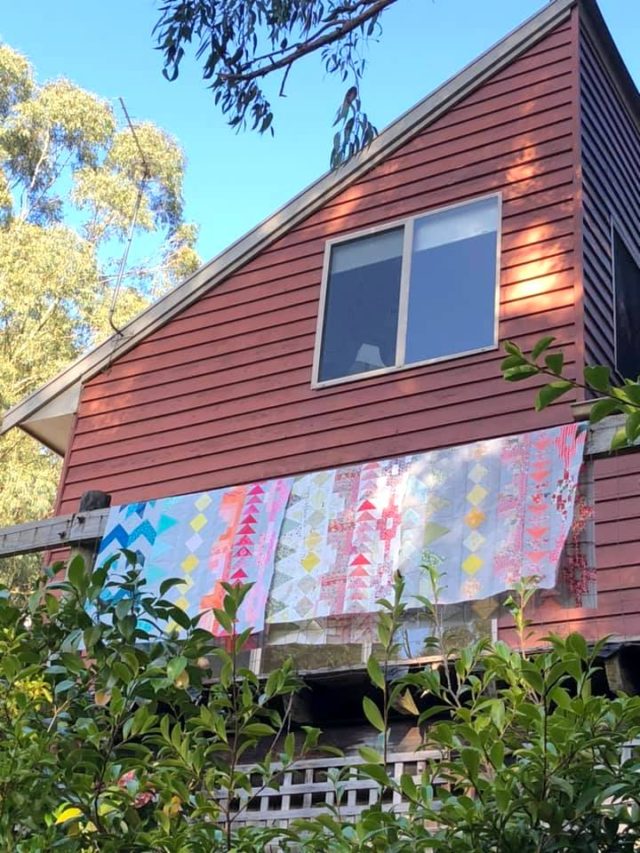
[232,0,382,71]
[220,0,398,84]
[19,126,51,220]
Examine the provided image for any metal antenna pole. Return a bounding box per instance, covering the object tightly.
[107,98,151,335]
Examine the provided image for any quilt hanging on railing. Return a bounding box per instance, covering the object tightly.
[96,478,293,635]
[96,423,593,637]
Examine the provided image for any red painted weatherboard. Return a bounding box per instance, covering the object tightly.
[54,12,640,644]
[59,18,582,510]
[498,452,640,645]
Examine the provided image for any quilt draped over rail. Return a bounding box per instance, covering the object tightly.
[96,478,292,635]
[96,423,592,638]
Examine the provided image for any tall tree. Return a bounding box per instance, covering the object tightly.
[0,44,200,592]
[154,0,399,167]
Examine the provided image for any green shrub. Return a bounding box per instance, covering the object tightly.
[0,555,638,851]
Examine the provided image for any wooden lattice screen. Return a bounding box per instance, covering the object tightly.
[221,749,442,829]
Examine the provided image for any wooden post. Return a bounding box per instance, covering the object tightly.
[69,490,111,573]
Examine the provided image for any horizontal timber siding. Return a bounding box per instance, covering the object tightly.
[512,9,640,645]
[53,10,640,647]
[58,18,581,515]
[498,452,640,645]
[580,18,640,369]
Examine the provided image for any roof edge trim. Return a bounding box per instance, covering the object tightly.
[579,0,640,135]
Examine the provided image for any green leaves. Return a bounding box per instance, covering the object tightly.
[534,380,573,411]
[611,426,629,451]
[625,410,640,444]
[159,577,186,597]
[155,0,386,167]
[0,48,201,591]
[359,762,392,788]
[67,554,88,595]
[242,722,275,737]
[544,351,564,376]
[531,335,556,360]
[503,364,539,381]
[362,696,385,733]
[166,655,188,683]
[503,340,523,357]
[501,339,640,452]
[366,656,385,691]
[584,364,611,393]
[1,549,640,849]
[589,397,620,423]
[358,746,383,764]
[460,747,480,779]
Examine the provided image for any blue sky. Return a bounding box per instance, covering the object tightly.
[2,1,639,261]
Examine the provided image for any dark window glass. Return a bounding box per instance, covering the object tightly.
[406,197,499,364]
[316,196,499,384]
[318,228,403,382]
[614,229,640,379]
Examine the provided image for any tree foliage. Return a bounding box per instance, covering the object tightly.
[154,0,399,167]
[501,337,640,450]
[0,43,201,592]
[0,558,639,849]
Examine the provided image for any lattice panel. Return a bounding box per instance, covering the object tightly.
[219,749,443,828]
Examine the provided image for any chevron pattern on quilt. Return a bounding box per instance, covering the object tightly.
[97,424,589,645]
[96,477,293,636]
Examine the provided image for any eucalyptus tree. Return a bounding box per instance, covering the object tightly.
[155,0,399,166]
[0,44,200,591]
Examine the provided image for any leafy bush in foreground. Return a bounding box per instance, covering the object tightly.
[0,555,639,851]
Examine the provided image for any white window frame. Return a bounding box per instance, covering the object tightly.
[610,215,640,375]
[311,192,503,389]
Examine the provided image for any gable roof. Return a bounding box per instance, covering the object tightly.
[0,0,613,454]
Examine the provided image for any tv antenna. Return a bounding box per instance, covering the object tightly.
[107,97,152,335]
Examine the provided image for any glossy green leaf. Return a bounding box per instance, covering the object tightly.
[503,364,539,382]
[501,354,526,371]
[503,340,523,356]
[358,745,383,764]
[584,364,611,393]
[366,656,385,690]
[359,763,391,787]
[534,380,573,411]
[400,773,417,800]
[67,555,87,593]
[167,656,188,682]
[611,426,629,450]
[159,577,187,596]
[242,723,275,737]
[531,335,556,360]
[589,398,619,423]
[460,747,480,779]
[362,696,385,733]
[544,352,564,375]
[625,410,640,443]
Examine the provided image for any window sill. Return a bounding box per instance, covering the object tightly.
[311,341,499,390]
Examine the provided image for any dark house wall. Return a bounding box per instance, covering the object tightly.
[579,10,640,371]
[501,5,640,645]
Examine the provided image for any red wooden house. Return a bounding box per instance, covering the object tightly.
[3,0,640,661]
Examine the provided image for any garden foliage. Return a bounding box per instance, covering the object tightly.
[0,555,638,850]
